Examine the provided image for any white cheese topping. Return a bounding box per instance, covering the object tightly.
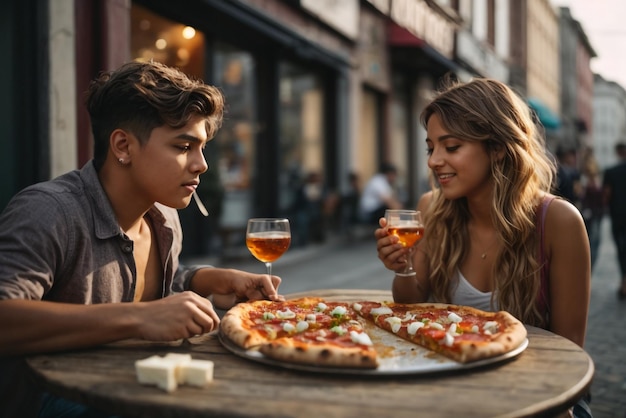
[403,312,416,321]
[352,302,362,312]
[384,316,402,333]
[471,325,479,333]
[407,321,425,335]
[295,320,309,332]
[262,312,276,320]
[350,331,373,346]
[305,313,317,322]
[429,322,445,331]
[448,323,458,335]
[483,321,499,334]
[330,306,347,316]
[316,302,328,312]
[447,312,463,323]
[371,306,393,316]
[282,322,295,332]
[441,333,455,347]
[276,309,296,319]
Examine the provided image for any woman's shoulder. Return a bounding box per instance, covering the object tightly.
[543,194,586,232]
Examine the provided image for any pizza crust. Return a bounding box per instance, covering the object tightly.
[221,301,273,349]
[259,338,379,369]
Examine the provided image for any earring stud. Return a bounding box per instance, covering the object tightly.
[118,158,124,164]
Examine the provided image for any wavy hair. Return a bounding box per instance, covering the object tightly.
[420,78,556,326]
[86,60,224,170]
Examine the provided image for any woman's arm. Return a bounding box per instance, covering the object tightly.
[545,198,591,348]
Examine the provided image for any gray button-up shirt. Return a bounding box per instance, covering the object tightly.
[0,160,202,303]
[0,161,207,416]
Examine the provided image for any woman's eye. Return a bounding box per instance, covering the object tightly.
[177,145,191,151]
[426,148,434,156]
[446,145,460,152]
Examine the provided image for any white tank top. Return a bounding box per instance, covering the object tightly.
[450,269,497,311]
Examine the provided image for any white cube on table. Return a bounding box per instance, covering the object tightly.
[134,356,179,393]
[180,359,215,387]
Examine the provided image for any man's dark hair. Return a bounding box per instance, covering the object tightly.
[85,61,224,170]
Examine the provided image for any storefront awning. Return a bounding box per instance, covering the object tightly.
[387,22,460,75]
[528,98,560,130]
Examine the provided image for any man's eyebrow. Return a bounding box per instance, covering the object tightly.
[175,133,206,143]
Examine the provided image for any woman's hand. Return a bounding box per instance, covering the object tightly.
[375,217,409,273]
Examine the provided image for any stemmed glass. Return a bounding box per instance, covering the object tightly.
[246,218,291,279]
[385,210,424,276]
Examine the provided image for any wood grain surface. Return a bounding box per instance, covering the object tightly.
[26,289,594,418]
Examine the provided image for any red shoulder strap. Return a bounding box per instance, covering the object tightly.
[536,196,555,325]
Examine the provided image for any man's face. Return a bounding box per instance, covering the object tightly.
[129,116,209,209]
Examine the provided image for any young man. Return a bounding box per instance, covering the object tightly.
[0,61,283,416]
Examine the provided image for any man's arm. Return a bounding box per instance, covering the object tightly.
[0,292,220,356]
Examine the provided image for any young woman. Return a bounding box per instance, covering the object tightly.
[376,77,591,415]
[376,78,591,416]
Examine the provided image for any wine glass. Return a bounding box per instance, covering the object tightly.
[385,210,424,276]
[246,218,291,279]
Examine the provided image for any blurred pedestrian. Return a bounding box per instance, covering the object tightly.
[291,171,337,246]
[602,142,626,299]
[554,146,582,206]
[580,148,605,270]
[359,162,403,225]
[340,172,362,234]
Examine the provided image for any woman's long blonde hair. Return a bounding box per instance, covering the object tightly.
[420,78,556,326]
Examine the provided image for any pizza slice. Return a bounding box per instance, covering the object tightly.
[220,297,379,368]
[352,301,527,363]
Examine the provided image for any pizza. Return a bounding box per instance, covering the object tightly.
[352,301,527,364]
[220,297,378,368]
[219,297,527,369]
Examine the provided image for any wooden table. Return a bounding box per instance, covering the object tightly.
[26,289,594,418]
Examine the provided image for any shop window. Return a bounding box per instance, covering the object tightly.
[357,88,380,187]
[130,3,205,78]
[212,45,257,229]
[278,62,327,245]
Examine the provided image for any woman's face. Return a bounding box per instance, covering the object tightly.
[426,113,494,201]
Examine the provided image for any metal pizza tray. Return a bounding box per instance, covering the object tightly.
[218,321,528,376]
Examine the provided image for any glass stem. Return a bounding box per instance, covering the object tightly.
[265,262,272,278]
[405,247,415,274]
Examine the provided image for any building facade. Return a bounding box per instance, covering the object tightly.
[593,74,626,169]
[0,0,600,257]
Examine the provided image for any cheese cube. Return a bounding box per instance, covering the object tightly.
[162,353,192,383]
[180,359,214,387]
[135,356,179,393]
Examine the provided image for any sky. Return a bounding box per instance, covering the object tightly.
[551,0,626,89]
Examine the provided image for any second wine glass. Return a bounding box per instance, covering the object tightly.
[246,218,291,279]
[385,210,424,275]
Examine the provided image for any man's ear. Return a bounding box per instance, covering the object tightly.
[110,129,131,162]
